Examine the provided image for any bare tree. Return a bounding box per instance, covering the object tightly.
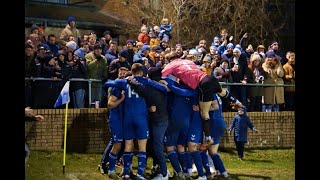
[128,0,293,49]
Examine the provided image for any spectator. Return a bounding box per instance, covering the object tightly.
[54,50,72,81]
[85,43,108,106]
[46,34,60,56]
[138,25,150,44]
[105,41,119,65]
[70,48,88,108]
[133,45,154,76]
[158,18,173,41]
[158,37,170,52]
[269,41,285,65]
[87,33,97,52]
[60,16,81,46]
[65,40,77,54]
[101,30,113,55]
[282,52,295,111]
[149,28,160,50]
[108,50,131,80]
[125,40,135,66]
[25,107,44,165]
[200,55,214,75]
[25,43,38,107]
[196,40,207,63]
[229,47,249,107]
[246,53,266,112]
[228,106,258,160]
[261,51,285,112]
[256,45,266,63]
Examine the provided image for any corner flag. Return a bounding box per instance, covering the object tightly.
[54,81,70,108]
[54,81,70,174]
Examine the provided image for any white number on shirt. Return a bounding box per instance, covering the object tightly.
[127,84,139,98]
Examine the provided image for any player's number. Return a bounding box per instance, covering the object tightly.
[215,94,222,105]
[127,84,139,98]
[182,61,192,70]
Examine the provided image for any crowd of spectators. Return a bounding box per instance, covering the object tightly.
[25,16,295,112]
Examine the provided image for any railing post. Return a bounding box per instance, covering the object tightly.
[88,80,92,108]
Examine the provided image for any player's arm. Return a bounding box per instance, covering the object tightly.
[107,93,125,110]
[218,89,242,109]
[210,99,219,111]
[145,78,167,93]
[165,78,198,98]
[103,79,127,90]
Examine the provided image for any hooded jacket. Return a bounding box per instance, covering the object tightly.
[228,107,255,142]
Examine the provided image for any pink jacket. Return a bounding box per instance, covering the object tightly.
[162,59,207,89]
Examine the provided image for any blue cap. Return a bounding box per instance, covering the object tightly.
[67,16,76,24]
[266,51,276,58]
[141,45,151,52]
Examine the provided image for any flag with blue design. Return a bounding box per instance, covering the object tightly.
[54,81,70,108]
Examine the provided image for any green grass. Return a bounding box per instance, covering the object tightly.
[25,148,294,180]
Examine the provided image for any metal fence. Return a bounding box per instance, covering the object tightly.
[25,77,295,109]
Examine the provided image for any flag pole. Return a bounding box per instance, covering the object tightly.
[62,102,69,174]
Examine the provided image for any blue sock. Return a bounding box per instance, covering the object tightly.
[200,151,212,176]
[168,150,182,173]
[178,152,189,173]
[123,152,133,176]
[190,150,205,177]
[137,152,147,176]
[210,153,226,174]
[186,152,193,171]
[100,139,113,165]
[108,152,118,172]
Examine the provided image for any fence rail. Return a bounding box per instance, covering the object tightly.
[25,77,295,109]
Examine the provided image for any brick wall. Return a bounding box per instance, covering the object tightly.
[25,109,294,153]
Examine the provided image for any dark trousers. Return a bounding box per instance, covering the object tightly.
[150,120,169,175]
[249,96,262,112]
[284,92,295,111]
[235,141,246,159]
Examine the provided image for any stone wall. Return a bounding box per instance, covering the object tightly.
[25,109,295,153]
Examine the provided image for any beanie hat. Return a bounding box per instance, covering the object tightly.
[203,55,211,63]
[227,43,234,49]
[233,48,241,54]
[31,24,39,32]
[148,67,162,81]
[67,16,76,24]
[103,30,111,36]
[188,49,198,56]
[161,37,169,43]
[66,41,77,51]
[235,44,242,52]
[38,43,50,50]
[126,39,134,45]
[119,49,129,59]
[74,48,85,59]
[141,45,151,52]
[266,50,276,58]
[213,36,220,41]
